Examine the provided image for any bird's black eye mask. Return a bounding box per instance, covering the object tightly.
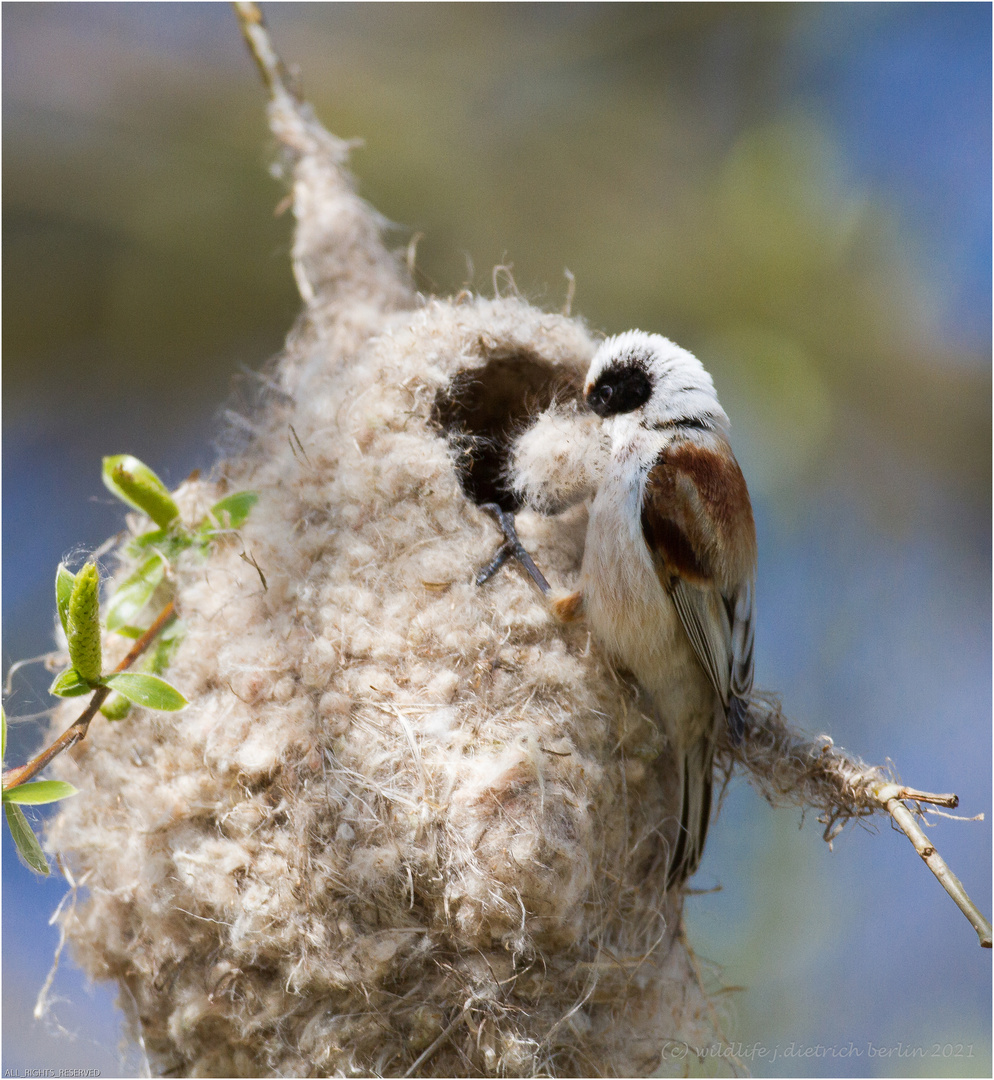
[585,360,653,417]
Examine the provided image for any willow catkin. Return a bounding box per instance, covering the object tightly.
[65,563,102,684]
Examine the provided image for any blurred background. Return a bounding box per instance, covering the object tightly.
[3,3,989,1076]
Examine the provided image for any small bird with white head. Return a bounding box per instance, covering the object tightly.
[486,330,757,887]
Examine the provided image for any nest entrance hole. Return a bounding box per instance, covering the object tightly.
[433,349,581,512]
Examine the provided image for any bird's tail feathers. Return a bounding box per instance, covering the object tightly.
[666,733,715,890]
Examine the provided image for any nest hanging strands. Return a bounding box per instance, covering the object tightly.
[42,7,988,1078]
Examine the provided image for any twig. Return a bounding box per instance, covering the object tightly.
[872,782,992,949]
[232,2,298,104]
[3,602,177,791]
[727,702,991,949]
[890,785,958,809]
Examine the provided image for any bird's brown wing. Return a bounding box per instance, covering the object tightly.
[640,438,756,709]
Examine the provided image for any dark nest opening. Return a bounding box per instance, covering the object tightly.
[432,346,582,511]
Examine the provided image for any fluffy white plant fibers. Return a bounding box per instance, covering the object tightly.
[45,90,715,1077]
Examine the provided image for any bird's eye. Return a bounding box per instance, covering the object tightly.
[586,365,651,417]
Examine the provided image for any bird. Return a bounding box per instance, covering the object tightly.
[481,330,757,887]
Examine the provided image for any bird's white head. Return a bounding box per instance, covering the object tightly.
[584,330,729,435]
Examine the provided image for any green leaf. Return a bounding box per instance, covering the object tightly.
[66,562,102,683]
[105,553,166,632]
[49,667,94,698]
[211,491,259,530]
[102,455,179,529]
[56,563,76,637]
[100,693,133,721]
[127,527,170,551]
[4,780,79,806]
[4,802,50,875]
[1,707,6,764]
[127,530,198,564]
[103,673,187,711]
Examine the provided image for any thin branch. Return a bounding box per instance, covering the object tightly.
[3,602,177,791]
[891,785,958,809]
[726,699,992,949]
[232,2,298,104]
[872,782,992,949]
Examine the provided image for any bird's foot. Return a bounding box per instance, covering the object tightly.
[475,503,550,595]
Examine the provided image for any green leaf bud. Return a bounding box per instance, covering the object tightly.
[102,455,179,529]
[100,693,133,721]
[66,562,102,684]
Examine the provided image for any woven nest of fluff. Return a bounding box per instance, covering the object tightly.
[44,91,730,1077]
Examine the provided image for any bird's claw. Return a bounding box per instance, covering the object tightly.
[475,503,551,594]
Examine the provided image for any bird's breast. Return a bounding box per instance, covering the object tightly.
[579,455,715,746]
